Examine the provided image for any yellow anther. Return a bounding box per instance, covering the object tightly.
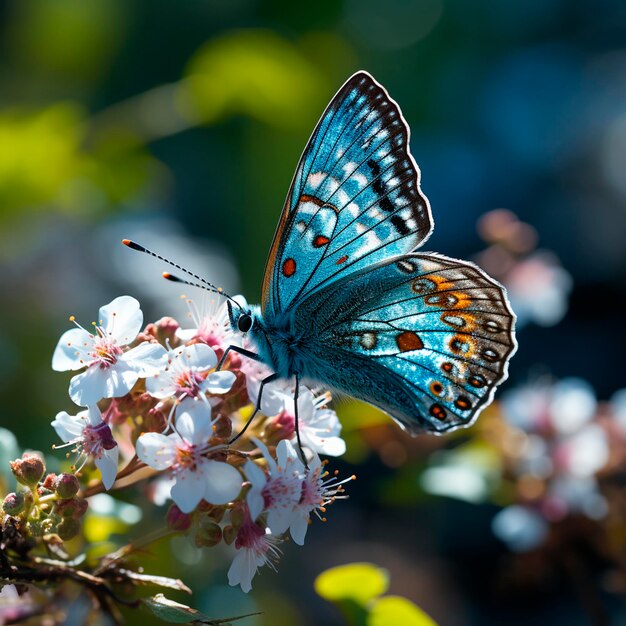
[69,315,76,322]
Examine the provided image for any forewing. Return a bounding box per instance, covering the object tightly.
[262,71,433,316]
[304,253,516,433]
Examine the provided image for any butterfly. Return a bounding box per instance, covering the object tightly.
[126,71,516,447]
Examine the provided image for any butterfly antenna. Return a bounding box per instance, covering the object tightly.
[122,239,243,310]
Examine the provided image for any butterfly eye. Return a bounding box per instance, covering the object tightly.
[238,314,253,333]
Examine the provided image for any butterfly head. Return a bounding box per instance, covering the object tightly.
[227,300,256,335]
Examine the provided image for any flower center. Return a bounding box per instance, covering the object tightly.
[174,442,203,472]
[235,516,267,551]
[91,333,122,369]
[174,370,205,399]
[82,421,117,458]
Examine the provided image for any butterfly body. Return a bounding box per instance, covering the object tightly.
[225,71,516,436]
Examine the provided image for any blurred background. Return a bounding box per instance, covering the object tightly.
[1,0,626,624]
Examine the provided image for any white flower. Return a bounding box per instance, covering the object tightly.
[246,439,352,546]
[51,406,119,490]
[145,343,235,404]
[52,296,167,406]
[245,439,304,536]
[227,509,280,593]
[250,384,345,457]
[135,403,242,513]
[177,296,241,354]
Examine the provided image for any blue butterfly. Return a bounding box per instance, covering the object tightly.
[127,71,516,449]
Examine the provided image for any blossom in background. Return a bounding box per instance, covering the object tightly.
[136,403,242,513]
[0,584,34,624]
[145,343,236,410]
[227,507,281,593]
[51,405,119,490]
[52,296,167,406]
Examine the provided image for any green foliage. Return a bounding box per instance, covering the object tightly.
[315,563,438,626]
[182,29,329,131]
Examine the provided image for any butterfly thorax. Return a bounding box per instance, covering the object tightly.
[247,307,315,379]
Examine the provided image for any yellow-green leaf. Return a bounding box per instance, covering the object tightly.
[368,596,438,626]
[314,563,389,606]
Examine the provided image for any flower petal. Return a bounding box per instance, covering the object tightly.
[121,342,168,377]
[136,433,177,470]
[170,468,206,513]
[95,446,119,490]
[202,461,242,505]
[204,370,236,394]
[276,439,300,470]
[51,411,86,442]
[289,512,310,546]
[175,403,213,444]
[176,343,217,370]
[52,328,94,371]
[99,296,143,345]
[228,548,256,593]
[69,362,139,406]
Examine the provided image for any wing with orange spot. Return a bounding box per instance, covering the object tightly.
[261,72,433,316]
[300,252,517,434]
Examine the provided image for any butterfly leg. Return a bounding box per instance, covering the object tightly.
[216,345,263,371]
[229,372,280,445]
[294,374,309,470]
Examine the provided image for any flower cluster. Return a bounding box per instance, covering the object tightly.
[25,294,351,592]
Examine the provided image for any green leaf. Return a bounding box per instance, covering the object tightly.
[143,594,258,625]
[314,563,389,606]
[368,596,438,626]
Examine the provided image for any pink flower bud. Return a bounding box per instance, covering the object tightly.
[55,497,88,519]
[166,504,192,531]
[10,454,45,487]
[42,473,57,491]
[143,317,180,346]
[54,474,80,499]
[2,492,25,516]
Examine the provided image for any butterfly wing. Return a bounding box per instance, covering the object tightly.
[299,252,516,433]
[262,71,433,316]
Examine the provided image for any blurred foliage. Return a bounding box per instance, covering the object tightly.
[315,563,437,626]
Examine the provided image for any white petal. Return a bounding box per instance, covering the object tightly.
[69,362,138,406]
[228,549,256,593]
[306,435,346,457]
[51,411,86,442]
[121,342,168,377]
[203,461,242,504]
[86,405,104,427]
[175,403,213,444]
[99,296,143,345]
[276,439,300,470]
[177,343,217,370]
[204,370,236,394]
[244,459,267,490]
[171,469,206,513]
[289,512,310,546]
[52,328,94,371]
[247,488,265,522]
[95,446,119,490]
[136,433,177,470]
[145,372,177,399]
[251,437,278,475]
